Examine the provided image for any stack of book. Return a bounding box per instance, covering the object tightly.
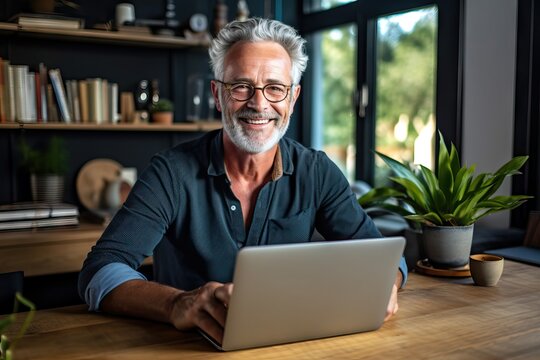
[9,13,84,30]
[0,202,79,231]
[0,59,120,124]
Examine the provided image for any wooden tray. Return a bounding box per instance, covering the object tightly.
[415,259,471,277]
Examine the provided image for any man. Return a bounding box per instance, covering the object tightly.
[78,17,407,344]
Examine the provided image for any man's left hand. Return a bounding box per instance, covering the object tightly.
[384,284,399,321]
[384,271,402,321]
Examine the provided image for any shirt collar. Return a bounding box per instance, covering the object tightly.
[207,130,294,179]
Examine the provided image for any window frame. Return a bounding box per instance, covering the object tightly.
[298,0,464,185]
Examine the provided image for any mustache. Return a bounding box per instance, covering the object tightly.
[234,110,280,119]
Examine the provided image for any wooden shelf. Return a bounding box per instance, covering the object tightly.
[0,22,210,48]
[0,121,222,132]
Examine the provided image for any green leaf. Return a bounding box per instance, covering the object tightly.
[375,151,427,192]
[449,142,462,177]
[493,156,529,178]
[417,165,439,207]
[437,133,455,199]
[405,212,443,226]
[1,334,10,357]
[357,187,404,207]
[468,173,486,192]
[0,315,15,333]
[452,184,493,224]
[451,165,475,204]
[389,176,428,212]
[365,204,415,218]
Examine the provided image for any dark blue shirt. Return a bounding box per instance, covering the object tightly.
[78,130,407,306]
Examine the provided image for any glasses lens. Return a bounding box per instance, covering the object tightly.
[229,83,253,101]
[263,84,288,102]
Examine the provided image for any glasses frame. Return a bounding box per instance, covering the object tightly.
[214,80,293,103]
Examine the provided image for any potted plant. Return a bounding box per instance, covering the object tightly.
[0,293,35,360]
[358,132,531,268]
[150,99,174,125]
[19,136,68,204]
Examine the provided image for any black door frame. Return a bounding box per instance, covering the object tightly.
[299,0,463,185]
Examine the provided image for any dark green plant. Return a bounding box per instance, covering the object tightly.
[358,132,532,226]
[18,136,68,175]
[0,293,35,360]
[150,99,174,113]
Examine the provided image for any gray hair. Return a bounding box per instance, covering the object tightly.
[209,17,308,85]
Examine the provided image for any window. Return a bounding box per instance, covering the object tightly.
[301,1,462,186]
[304,0,356,13]
[308,24,357,181]
[373,7,438,186]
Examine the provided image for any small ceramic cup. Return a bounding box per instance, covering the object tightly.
[469,254,504,286]
[116,3,135,26]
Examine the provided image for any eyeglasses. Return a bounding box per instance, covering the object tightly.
[215,80,293,103]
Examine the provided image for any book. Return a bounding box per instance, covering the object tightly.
[65,79,75,120]
[46,83,59,121]
[10,13,84,30]
[87,78,103,123]
[34,71,42,122]
[78,79,89,122]
[0,216,79,231]
[70,80,81,122]
[6,63,15,121]
[26,71,37,122]
[13,64,29,121]
[0,58,4,122]
[109,82,119,123]
[49,68,71,122]
[101,78,109,122]
[1,59,12,121]
[38,62,49,122]
[0,202,79,222]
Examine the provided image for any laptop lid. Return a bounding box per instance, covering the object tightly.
[205,236,405,351]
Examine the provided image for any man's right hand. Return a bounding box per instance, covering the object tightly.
[168,282,234,344]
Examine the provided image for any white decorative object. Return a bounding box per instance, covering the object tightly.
[237,0,250,21]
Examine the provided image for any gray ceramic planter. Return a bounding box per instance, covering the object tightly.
[31,174,64,203]
[422,224,474,268]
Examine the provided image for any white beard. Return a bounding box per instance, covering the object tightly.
[222,109,289,154]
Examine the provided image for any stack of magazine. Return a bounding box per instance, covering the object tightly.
[0,202,79,231]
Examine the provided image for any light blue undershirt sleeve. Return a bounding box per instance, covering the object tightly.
[84,262,147,311]
[399,257,408,288]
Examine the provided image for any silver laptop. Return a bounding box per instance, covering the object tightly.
[200,236,405,351]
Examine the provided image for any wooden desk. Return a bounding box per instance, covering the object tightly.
[0,223,151,276]
[4,261,540,359]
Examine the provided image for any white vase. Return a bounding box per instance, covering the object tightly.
[422,224,474,268]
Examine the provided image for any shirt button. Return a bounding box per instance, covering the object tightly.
[230,205,237,211]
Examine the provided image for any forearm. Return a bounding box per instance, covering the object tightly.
[100,279,183,325]
[395,270,403,289]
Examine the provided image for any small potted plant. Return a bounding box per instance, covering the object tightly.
[358,132,531,268]
[150,99,174,125]
[19,136,69,203]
